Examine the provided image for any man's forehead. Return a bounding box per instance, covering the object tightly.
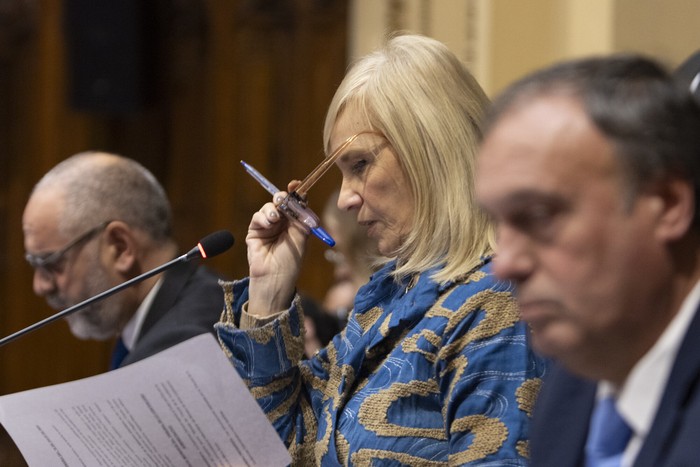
[489,94,586,135]
[23,188,66,238]
[477,95,619,203]
[484,95,611,161]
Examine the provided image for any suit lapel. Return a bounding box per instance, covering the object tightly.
[135,260,198,341]
[531,364,596,467]
[633,306,700,467]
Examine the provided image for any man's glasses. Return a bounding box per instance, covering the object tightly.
[25,220,111,276]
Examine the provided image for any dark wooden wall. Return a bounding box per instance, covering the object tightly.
[0,0,349,395]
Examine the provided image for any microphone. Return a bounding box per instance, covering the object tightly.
[0,230,235,347]
[185,229,234,260]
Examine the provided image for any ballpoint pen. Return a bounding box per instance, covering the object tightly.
[240,160,336,247]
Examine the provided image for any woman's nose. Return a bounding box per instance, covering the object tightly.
[337,181,361,211]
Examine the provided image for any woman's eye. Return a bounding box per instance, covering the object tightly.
[351,159,368,174]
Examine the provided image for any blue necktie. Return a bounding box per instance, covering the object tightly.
[585,396,632,467]
[109,336,129,370]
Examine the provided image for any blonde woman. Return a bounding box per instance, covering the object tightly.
[217,34,546,465]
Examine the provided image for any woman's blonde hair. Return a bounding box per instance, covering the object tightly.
[323,33,494,283]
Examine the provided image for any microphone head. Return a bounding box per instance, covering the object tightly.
[187,230,235,260]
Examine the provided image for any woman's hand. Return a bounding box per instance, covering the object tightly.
[246,183,309,317]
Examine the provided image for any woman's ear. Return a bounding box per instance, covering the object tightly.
[652,177,695,242]
[103,221,138,273]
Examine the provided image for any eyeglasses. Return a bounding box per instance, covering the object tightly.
[25,220,111,276]
[294,130,383,198]
[242,131,385,246]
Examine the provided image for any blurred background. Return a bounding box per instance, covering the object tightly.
[0,0,698,395]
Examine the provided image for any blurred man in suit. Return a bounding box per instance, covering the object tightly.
[22,152,225,369]
[476,55,700,466]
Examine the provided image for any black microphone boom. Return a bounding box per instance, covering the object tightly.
[0,230,234,347]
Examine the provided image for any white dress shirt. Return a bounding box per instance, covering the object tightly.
[598,279,700,467]
[120,279,163,351]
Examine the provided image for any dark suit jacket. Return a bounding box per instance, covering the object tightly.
[119,260,225,367]
[531,305,700,467]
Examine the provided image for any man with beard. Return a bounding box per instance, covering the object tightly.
[22,152,225,370]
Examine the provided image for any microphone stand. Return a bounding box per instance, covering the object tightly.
[0,254,192,348]
[0,229,234,348]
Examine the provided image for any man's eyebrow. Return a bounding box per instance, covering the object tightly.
[487,189,569,213]
[504,189,557,203]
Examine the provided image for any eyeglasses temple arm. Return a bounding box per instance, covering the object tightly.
[294,133,362,197]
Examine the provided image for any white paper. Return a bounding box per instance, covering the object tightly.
[0,334,290,467]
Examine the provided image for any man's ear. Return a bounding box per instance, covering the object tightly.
[103,221,138,273]
[652,177,695,242]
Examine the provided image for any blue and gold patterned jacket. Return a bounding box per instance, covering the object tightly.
[216,257,547,466]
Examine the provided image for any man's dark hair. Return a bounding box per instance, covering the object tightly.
[485,54,700,225]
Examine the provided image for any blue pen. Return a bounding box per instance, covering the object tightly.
[241,160,336,247]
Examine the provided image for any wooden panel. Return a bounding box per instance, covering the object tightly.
[0,0,348,395]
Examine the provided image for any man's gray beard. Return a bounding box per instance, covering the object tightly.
[64,261,130,341]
